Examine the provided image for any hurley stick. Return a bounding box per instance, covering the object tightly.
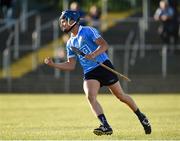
[71,47,131,82]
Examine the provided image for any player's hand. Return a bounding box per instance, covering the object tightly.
[85,52,96,60]
[44,57,54,65]
[161,15,168,21]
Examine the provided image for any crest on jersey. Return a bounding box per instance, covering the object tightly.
[79,45,91,55]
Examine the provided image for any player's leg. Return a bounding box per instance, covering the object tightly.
[83,79,113,135]
[108,81,137,111]
[108,81,151,134]
[83,79,102,116]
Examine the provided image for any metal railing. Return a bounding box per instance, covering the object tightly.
[1,15,180,92]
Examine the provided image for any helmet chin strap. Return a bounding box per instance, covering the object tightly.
[63,20,77,33]
[68,19,76,26]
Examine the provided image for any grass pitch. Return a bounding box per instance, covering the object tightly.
[0,94,180,140]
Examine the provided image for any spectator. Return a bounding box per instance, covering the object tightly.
[87,5,101,30]
[0,0,15,24]
[69,1,87,26]
[168,0,179,44]
[154,0,179,45]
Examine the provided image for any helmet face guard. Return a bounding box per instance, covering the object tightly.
[59,10,80,33]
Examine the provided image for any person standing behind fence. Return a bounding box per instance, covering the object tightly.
[70,1,87,26]
[0,0,15,24]
[168,0,179,45]
[87,5,101,30]
[154,0,179,45]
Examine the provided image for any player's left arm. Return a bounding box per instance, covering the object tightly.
[85,37,109,60]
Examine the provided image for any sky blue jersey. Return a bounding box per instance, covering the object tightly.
[66,25,109,74]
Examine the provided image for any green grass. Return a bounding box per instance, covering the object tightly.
[0,94,180,140]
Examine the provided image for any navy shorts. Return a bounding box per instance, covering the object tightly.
[84,60,119,87]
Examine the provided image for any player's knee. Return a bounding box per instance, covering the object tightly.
[115,93,126,102]
[86,94,96,103]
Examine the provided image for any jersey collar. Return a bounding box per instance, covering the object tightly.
[71,25,82,38]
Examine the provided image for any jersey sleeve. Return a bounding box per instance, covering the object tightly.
[154,8,162,17]
[168,8,174,17]
[66,40,76,59]
[87,26,101,41]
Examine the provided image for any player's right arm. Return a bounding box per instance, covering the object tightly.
[44,57,76,71]
[44,38,77,71]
